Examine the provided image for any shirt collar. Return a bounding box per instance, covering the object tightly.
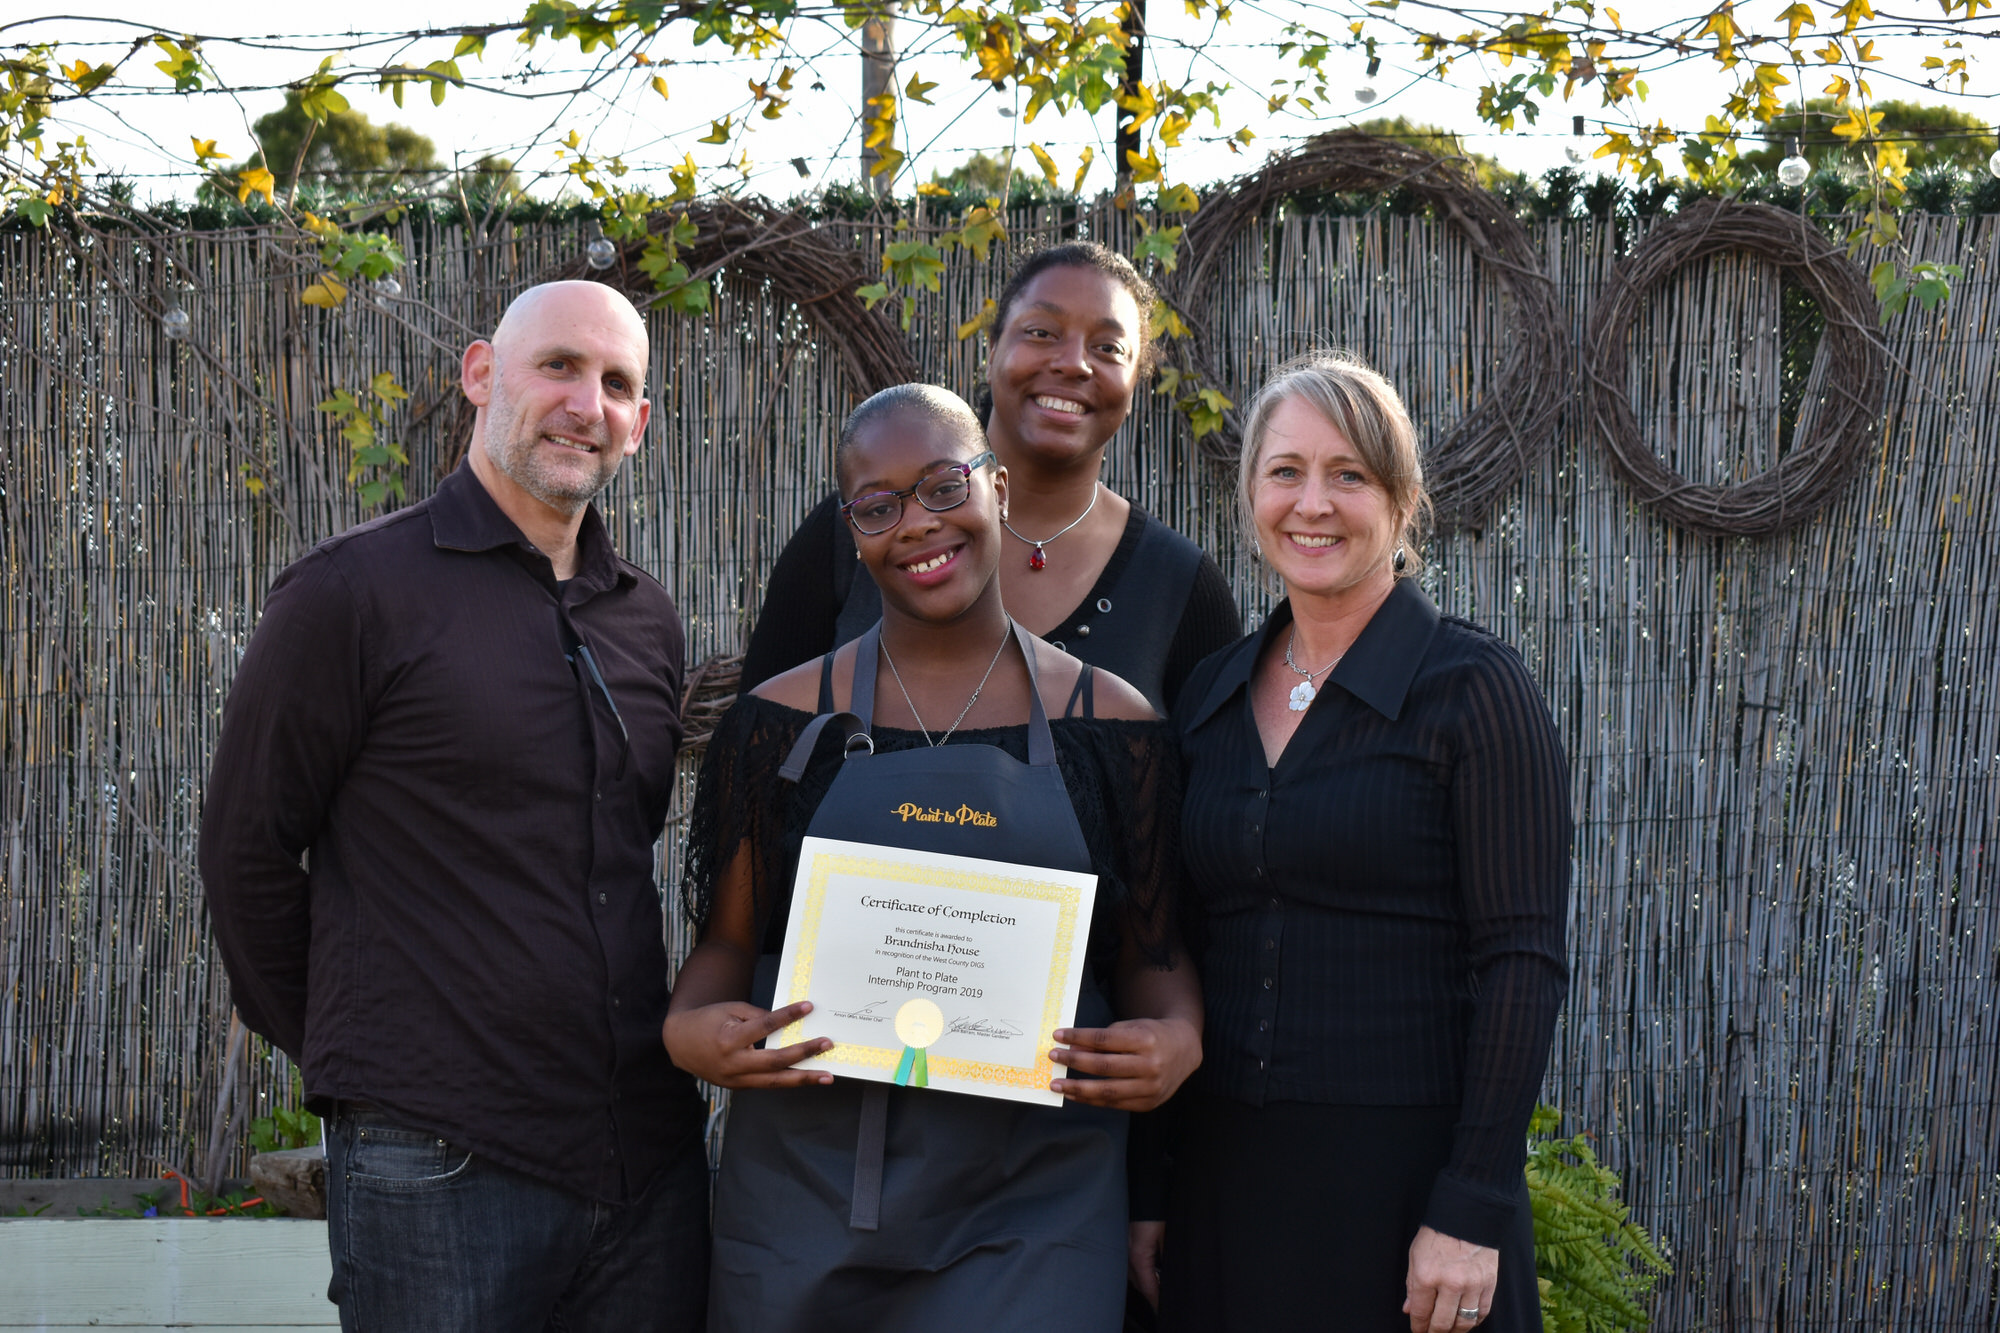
[428,459,630,595]
[1185,577,1441,729]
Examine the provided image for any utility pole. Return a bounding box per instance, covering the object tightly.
[861,5,897,198]
[1115,0,1146,186]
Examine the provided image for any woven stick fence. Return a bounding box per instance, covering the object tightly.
[1,199,1995,1331]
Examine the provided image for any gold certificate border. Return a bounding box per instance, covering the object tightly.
[777,850,1083,1091]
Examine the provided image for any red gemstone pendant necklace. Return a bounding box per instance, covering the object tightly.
[1001,482,1100,572]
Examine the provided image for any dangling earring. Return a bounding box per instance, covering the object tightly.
[1393,546,1407,573]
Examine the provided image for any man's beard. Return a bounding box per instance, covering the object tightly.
[481,373,620,515]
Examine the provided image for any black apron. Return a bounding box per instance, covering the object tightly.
[831,506,1202,712]
[709,622,1127,1333]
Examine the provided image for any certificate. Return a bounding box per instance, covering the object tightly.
[770,836,1098,1107]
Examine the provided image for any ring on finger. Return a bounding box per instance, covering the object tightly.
[1455,1306,1481,1324]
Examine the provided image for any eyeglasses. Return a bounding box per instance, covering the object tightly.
[840,452,996,536]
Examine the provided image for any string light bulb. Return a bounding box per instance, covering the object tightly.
[1566,115,1587,165]
[1355,57,1380,105]
[1778,139,1810,187]
[585,236,617,270]
[373,276,402,307]
[161,304,190,339]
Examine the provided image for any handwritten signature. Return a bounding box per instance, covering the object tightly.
[947,1016,1023,1039]
[830,1000,890,1022]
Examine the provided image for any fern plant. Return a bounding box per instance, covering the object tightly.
[1528,1104,1670,1333]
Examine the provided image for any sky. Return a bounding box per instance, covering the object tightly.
[7,2,1996,207]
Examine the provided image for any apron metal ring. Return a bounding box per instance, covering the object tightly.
[843,731,875,757]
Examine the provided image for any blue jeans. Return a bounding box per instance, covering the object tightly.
[324,1103,707,1333]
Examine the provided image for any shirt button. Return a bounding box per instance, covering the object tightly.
[598,892,608,904]
[1258,1019,1269,1032]
[1255,788,1267,800]
[1256,1058,1266,1070]
[1263,938,1275,950]
[1251,823,1261,833]
[611,996,621,1008]
[1075,624,1090,638]
[594,791,602,802]
[1262,977,1273,990]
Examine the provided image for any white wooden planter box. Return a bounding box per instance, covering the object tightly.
[0,1219,336,1329]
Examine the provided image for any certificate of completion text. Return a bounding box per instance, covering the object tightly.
[771,836,1099,1107]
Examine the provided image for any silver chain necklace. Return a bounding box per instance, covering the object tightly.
[1001,482,1100,572]
[879,625,1013,746]
[1283,627,1343,712]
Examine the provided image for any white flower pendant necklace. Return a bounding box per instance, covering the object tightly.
[1283,627,1343,712]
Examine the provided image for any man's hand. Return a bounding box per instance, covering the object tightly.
[1049,1015,1201,1111]
[662,1000,833,1090]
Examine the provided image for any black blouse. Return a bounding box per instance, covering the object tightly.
[681,695,1184,974]
[1174,579,1571,1247]
[740,493,1242,707]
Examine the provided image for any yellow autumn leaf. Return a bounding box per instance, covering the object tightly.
[698,118,732,144]
[917,181,952,197]
[1777,2,1816,41]
[1830,104,1884,142]
[651,75,669,101]
[235,166,276,206]
[189,136,225,162]
[1029,142,1059,186]
[1072,146,1095,193]
[300,275,349,308]
[955,298,997,341]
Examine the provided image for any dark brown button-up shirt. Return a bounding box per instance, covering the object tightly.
[199,462,702,1202]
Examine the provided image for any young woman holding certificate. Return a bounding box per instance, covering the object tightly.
[668,384,1203,1333]
[1157,354,1570,1333]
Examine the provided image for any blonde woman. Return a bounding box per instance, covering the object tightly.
[1154,352,1570,1333]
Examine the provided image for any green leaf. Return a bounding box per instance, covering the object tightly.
[14,198,53,226]
[370,372,409,402]
[659,277,711,316]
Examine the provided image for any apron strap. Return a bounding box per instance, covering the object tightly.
[1014,623,1057,768]
[820,620,1057,766]
[778,648,876,783]
[849,623,882,732]
[848,1083,890,1232]
[777,710,870,782]
[815,649,836,714]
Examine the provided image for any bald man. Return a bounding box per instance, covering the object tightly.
[200,281,708,1331]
